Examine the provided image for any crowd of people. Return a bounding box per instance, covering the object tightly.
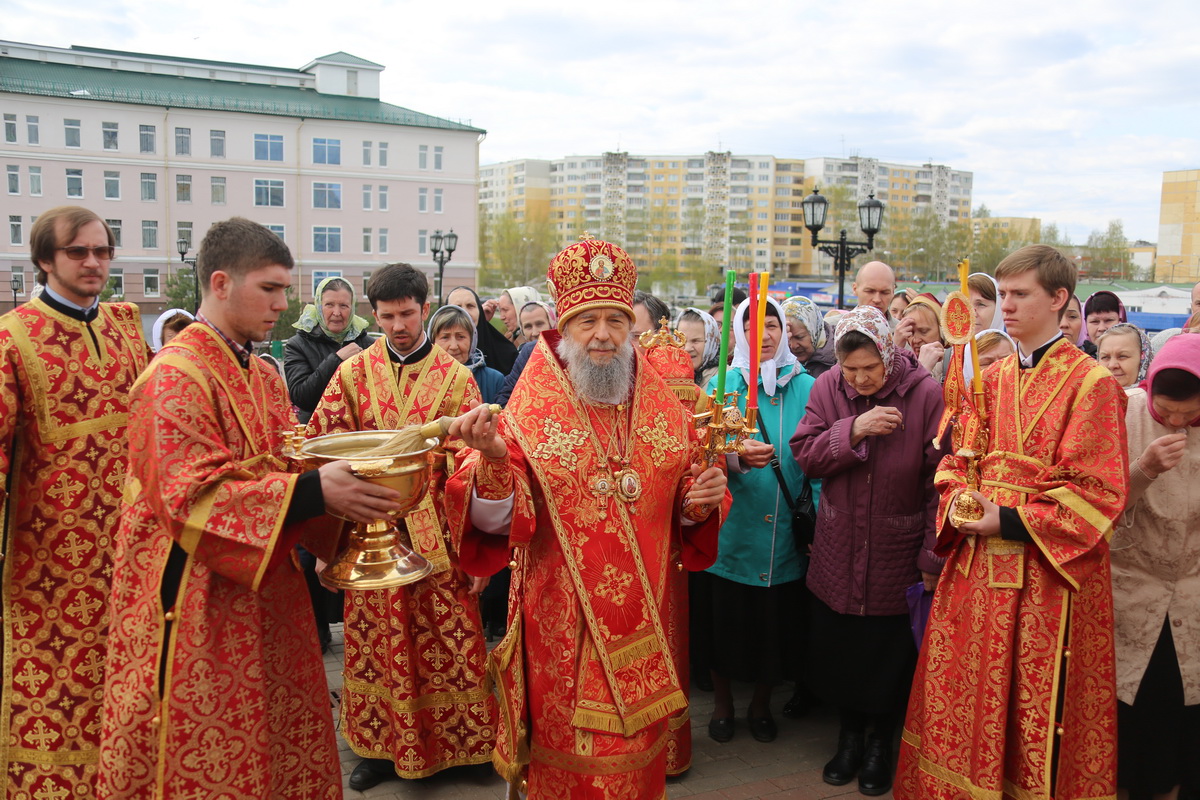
[2,205,1198,800]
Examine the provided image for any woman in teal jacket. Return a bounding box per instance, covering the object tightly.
[704,296,819,744]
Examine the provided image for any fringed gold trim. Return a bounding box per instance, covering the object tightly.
[607,631,659,672]
[618,691,687,736]
[571,707,626,735]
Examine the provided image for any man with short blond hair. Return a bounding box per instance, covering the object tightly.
[0,207,149,800]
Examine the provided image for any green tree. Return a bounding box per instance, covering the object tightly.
[164,266,198,312]
[1085,220,1131,280]
[478,212,559,289]
[1038,223,1072,248]
[269,290,305,342]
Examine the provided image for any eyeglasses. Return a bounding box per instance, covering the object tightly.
[56,245,116,261]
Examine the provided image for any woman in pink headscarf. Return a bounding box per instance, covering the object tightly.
[1112,333,1200,800]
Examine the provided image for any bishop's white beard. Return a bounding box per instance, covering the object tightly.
[556,334,634,405]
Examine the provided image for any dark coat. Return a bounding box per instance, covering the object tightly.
[283,328,374,422]
[801,322,837,379]
[790,349,946,616]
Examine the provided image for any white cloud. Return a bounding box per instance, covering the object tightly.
[4,0,1198,240]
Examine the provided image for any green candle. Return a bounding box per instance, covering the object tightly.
[713,269,735,401]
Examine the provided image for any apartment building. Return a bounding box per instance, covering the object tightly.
[483,151,972,283]
[0,40,485,323]
[478,159,551,222]
[1156,168,1200,283]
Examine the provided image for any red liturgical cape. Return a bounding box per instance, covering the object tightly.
[308,338,496,777]
[897,339,1129,800]
[0,299,148,800]
[445,332,729,799]
[98,323,341,800]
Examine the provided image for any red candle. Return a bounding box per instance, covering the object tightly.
[747,276,760,412]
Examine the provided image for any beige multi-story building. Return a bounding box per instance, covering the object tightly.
[478,159,551,222]
[1155,168,1200,283]
[1,40,485,324]
[971,216,1042,240]
[482,151,972,286]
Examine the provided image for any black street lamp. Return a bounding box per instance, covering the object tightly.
[430,228,457,306]
[176,237,199,314]
[802,189,885,309]
[10,274,20,310]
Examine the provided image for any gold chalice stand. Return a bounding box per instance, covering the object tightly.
[289,429,438,591]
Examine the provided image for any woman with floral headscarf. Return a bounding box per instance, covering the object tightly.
[782,296,836,378]
[790,306,946,796]
[1097,322,1153,390]
[1112,333,1200,800]
[676,307,722,386]
[702,298,819,746]
[284,276,374,424]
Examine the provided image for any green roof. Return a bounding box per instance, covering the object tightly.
[0,58,484,133]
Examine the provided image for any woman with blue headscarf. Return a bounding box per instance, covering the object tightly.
[284,276,374,423]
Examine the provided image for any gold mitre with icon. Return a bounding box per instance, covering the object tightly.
[546,233,637,327]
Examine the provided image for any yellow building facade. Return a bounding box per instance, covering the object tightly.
[1156,168,1200,283]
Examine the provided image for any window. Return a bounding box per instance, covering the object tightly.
[254,133,283,161]
[25,115,39,145]
[210,176,226,205]
[210,130,225,158]
[175,127,191,156]
[264,224,285,242]
[433,146,443,171]
[418,187,428,212]
[144,268,160,297]
[176,174,192,203]
[313,227,341,253]
[362,271,372,294]
[177,222,193,249]
[103,122,118,150]
[311,269,344,295]
[104,171,121,200]
[28,166,42,196]
[140,172,157,201]
[418,144,428,170]
[10,273,25,295]
[107,268,124,297]
[3,114,15,143]
[362,141,371,166]
[378,228,388,254]
[433,188,443,213]
[362,227,372,253]
[378,142,388,167]
[313,182,341,209]
[64,119,81,148]
[66,168,83,198]
[417,229,427,255]
[6,165,18,194]
[142,220,158,249]
[10,215,22,246]
[139,124,156,154]
[105,219,122,248]
[313,138,341,164]
[378,185,388,211]
[362,184,372,210]
[254,179,284,207]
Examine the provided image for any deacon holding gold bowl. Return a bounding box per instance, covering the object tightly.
[445,236,731,799]
[307,262,497,791]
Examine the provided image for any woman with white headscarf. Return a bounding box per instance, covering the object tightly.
[782,296,836,378]
[702,297,820,746]
[151,307,194,351]
[791,305,946,795]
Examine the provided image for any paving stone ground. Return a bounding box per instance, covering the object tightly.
[322,624,895,800]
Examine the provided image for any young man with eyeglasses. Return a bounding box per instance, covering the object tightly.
[0,206,149,798]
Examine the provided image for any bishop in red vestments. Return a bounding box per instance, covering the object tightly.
[445,238,731,800]
[0,208,148,800]
[98,218,397,800]
[897,246,1129,800]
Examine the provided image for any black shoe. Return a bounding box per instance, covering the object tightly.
[348,758,397,791]
[781,689,814,719]
[822,730,864,786]
[857,735,894,796]
[707,715,734,743]
[747,711,777,743]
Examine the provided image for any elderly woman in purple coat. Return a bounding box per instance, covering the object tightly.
[790,305,946,796]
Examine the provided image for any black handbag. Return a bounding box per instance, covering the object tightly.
[758,422,816,549]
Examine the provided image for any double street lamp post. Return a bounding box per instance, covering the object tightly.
[801,189,885,309]
[430,229,457,306]
[176,238,199,314]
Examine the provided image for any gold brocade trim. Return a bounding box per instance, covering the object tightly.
[1043,589,1070,793]
[910,749,1004,800]
[253,469,297,592]
[529,726,667,777]
[341,679,493,712]
[475,455,514,500]
[608,630,659,672]
[667,708,689,731]
[179,481,221,556]
[5,747,99,765]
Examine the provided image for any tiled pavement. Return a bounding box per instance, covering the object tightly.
[323,624,895,800]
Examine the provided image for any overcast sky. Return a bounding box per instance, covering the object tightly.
[7,0,1198,243]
